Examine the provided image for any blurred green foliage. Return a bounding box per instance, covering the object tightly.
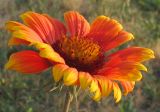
[134,0,160,11]
[0,0,160,112]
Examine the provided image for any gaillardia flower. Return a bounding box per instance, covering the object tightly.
[5,11,154,102]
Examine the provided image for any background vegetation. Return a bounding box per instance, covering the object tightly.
[0,0,160,112]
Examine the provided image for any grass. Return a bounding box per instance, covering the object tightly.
[0,0,160,112]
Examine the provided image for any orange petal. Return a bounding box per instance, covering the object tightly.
[87,16,123,48]
[63,67,78,86]
[8,37,30,46]
[108,69,142,81]
[21,11,65,45]
[6,21,43,46]
[94,75,113,97]
[43,14,66,41]
[111,62,147,71]
[32,42,65,64]
[79,72,92,89]
[64,11,90,37]
[106,47,155,66]
[52,64,69,82]
[99,62,146,81]
[121,81,135,95]
[102,31,134,51]
[113,82,122,103]
[5,50,51,74]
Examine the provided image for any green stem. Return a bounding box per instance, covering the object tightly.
[74,87,79,112]
[63,90,73,112]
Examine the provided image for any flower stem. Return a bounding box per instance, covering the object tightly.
[63,90,73,112]
[73,86,80,112]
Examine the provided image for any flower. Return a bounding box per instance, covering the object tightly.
[5,11,154,102]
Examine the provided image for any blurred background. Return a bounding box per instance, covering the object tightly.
[0,0,160,112]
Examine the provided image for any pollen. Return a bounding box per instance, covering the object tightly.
[57,37,101,69]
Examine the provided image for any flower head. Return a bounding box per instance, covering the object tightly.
[5,11,154,102]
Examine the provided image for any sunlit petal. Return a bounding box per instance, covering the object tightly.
[113,82,122,103]
[102,31,134,51]
[107,47,155,66]
[95,75,113,97]
[21,11,65,45]
[52,64,69,82]
[121,81,135,95]
[63,67,78,86]
[64,11,90,37]
[43,14,66,41]
[32,42,65,64]
[79,72,92,89]
[87,16,123,48]
[6,21,43,46]
[89,78,101,101]
[92,88,101,101]
[5,50,51,74]
[99,62,146,81]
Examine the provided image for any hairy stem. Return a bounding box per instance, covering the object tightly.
[63,90,73,112]
[74,86,80,112]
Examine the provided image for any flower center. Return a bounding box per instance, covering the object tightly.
[54,37,104,72]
